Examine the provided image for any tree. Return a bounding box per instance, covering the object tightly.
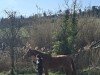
[67,0,78,51]
[43,12,47,17]
[53,0,78,55]
[53,9,71,55]
[1,11,25,75]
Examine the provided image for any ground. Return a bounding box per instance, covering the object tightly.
[0,72,64,75]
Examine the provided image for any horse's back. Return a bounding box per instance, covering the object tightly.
[45,55,72,68]
[55,55,67,57]
[52,55,72,62]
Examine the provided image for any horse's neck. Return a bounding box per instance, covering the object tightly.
[43,54,52,61]
[33,50,52,60]
[34,51,44,57]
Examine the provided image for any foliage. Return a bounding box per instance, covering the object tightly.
[53,10,70,54]
[53,8,78,54]
[16,68,36,74]
[78,68,100,75]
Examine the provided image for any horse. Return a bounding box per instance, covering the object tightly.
[24,49,76,75]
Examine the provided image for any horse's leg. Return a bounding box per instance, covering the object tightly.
[44,68,49,75]
[65,71,68,75]
[68,72,72,75]
[63,67,68,75]
[64,67,73,75]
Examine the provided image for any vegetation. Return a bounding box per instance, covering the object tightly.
[53,1,78,54]
[52,10,71,54]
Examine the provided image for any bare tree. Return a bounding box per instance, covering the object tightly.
[3,10,24,75]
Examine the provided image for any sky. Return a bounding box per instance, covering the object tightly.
[0,0,100,18]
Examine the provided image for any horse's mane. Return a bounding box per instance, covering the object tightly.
[29,49,51,58]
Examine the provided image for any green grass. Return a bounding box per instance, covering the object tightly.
[77,67,100,75]
[0,68,100,75]
[0,72,66,75]
[0,73,36,75]
[0,72,7,75]
[0,71,64,75]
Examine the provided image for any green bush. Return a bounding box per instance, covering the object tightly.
[78,68,100,75]
[15,68,36,74]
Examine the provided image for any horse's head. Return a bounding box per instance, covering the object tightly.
[23,49,34,59]
[23,49,44,66]
[23,48,42,60]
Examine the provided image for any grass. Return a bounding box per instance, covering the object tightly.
[0,73,36,75]
[0,73,63,75]
[0,67,100,75]
[0,71,64,75]
[77,67,100,75]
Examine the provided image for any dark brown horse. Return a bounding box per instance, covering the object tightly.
[24,49,76,75]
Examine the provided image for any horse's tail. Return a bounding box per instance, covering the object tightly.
[71,59,76,75]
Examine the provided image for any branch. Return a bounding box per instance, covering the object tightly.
[64,0,69,9]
